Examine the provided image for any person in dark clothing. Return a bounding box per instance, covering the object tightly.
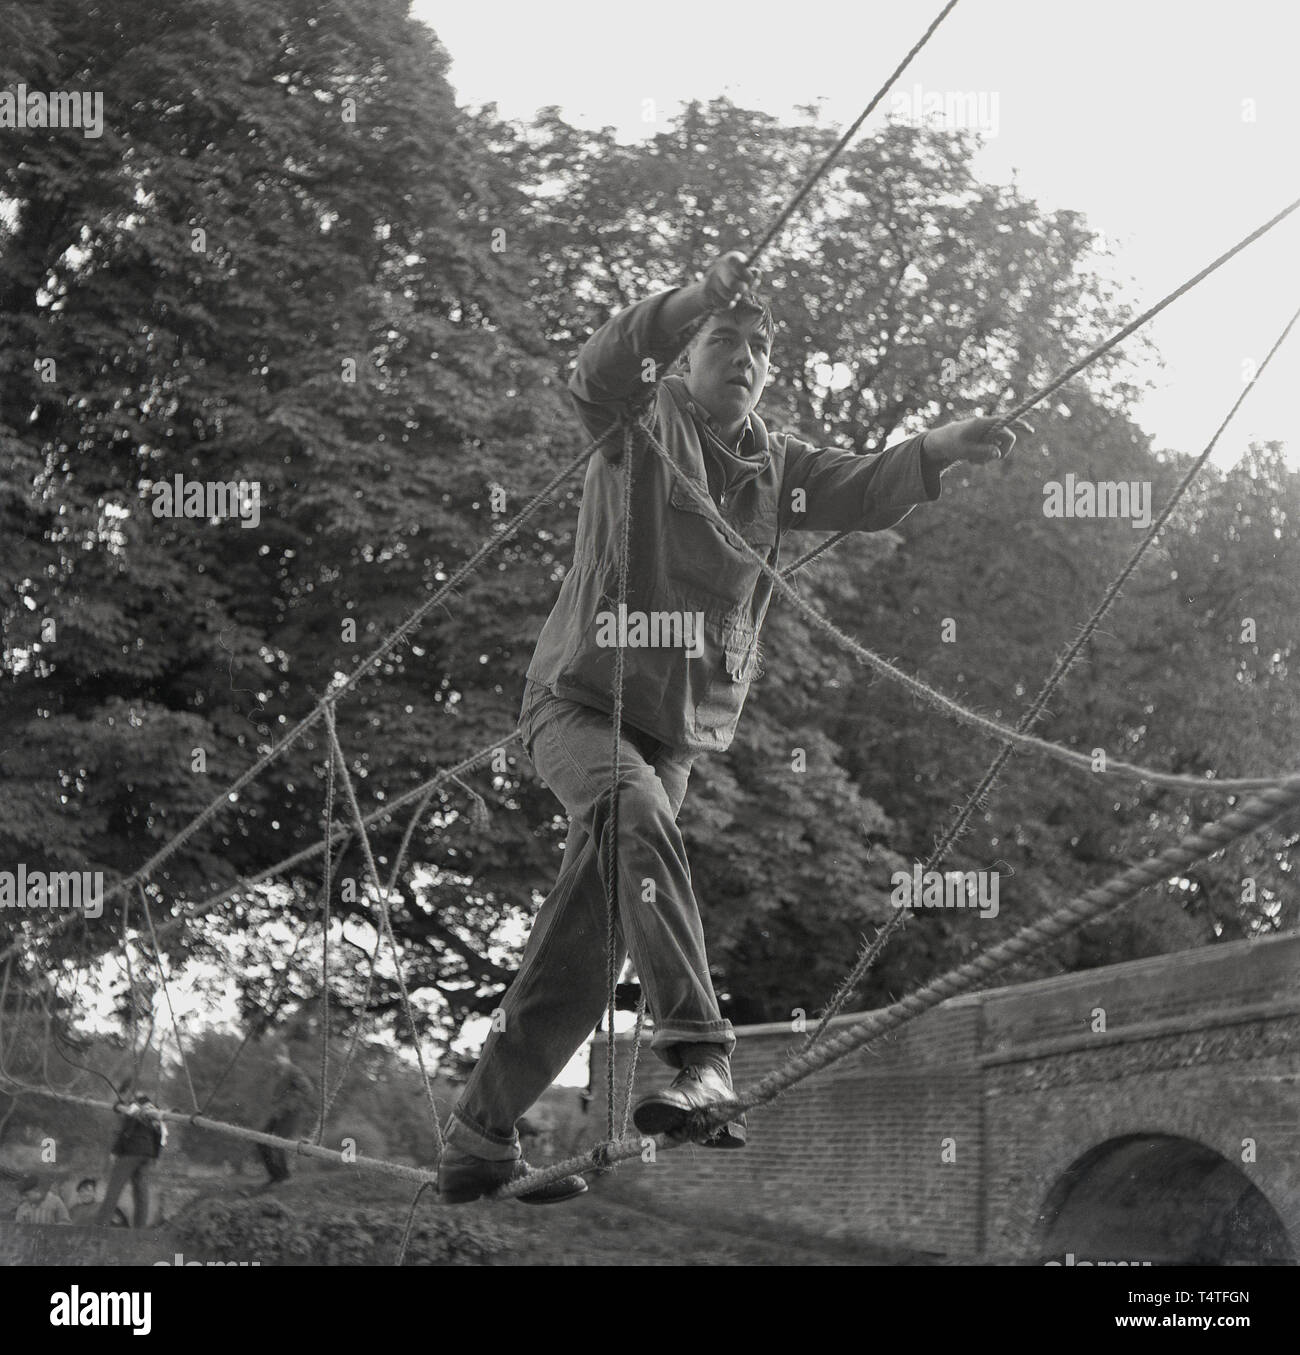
[439,250,1029,1204]
[97,1093,165,1227]
[257,1048,317,1186]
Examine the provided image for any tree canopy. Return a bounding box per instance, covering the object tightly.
[2,0,1295,1080]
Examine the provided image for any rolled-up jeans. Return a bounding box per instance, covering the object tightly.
[449,680,735,1158]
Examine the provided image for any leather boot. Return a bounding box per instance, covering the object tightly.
[438,1148,588,1205]
[632,1060,747,1148]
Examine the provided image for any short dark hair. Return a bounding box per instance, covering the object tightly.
[678,294,776,371]
[734,294,775,348]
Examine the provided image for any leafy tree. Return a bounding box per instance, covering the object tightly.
[3,12,1293,1063]
[0,0,571,1037]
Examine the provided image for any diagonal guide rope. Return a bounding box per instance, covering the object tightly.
[321,780,441,1125]
[137,883,198,1111]
[316,748,335,1140]
[781,193,1300,577]
[93,431,617,915]
[746,0,963,266]
[802,294,1300,1045]
[494,772,1300,1196]
[640,421,1288,793]
[323,703,445,1159]
[602,421,637,1149]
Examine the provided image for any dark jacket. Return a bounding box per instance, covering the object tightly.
[112,1105,164,1159]
[525,288,941,753]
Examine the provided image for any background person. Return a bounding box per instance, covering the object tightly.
[97,1092,166,1227]
[67,1176,100,1224]
[14,1174,72,1224]
[257,1046,317,1187]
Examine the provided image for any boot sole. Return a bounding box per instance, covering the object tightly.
[440,1174,590,1206]
[702,1122,747,1149]
[632,1099,690,1137]
[634,1100,749,1147]
[518,1178,589,1206]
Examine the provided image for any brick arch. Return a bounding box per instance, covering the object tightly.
[1032,1133,1294,1264]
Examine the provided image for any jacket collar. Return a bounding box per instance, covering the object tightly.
[661,375,770,459]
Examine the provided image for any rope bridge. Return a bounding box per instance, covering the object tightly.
[6,772,1299,1205]
[4,0,1299,1236]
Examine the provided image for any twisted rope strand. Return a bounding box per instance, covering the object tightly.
[93,435,609,917]
[781,195,1300,577]
[619,994,648,1141]
[317,747,336,1140]
[324,705,444,1158]
[322,781,441,1124]
[745,0,963,266]
[137,883,198,1111]
[640,423,1287,793]
[602,422,637,1147]
[0,733,514,971]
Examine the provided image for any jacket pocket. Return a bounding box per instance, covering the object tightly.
[665,480,771,601]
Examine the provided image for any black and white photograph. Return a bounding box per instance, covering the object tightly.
[0,0,1297,1315]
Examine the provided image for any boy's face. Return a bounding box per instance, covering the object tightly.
[22,1187,41,1204]
[77,1184,95,1204]
[684,310,771,433]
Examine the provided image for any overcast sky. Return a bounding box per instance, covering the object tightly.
[421,0,1300,468]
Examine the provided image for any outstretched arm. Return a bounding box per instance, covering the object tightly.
[780,416,1032,534]
[921,415,1032,468]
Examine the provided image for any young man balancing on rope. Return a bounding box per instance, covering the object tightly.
[439,250,1028,1204]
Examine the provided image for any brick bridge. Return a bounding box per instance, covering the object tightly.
[593,931,1300,1263]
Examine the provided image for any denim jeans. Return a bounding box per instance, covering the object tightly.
[449,681,735,1157]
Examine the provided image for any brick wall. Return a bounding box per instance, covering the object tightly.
[592,998,985,1254]
[979,933,1300,1259]
[589,932,1300,1260]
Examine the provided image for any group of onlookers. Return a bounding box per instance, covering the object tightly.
[14,1174,118,1225]
[11,1091,164,1228]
